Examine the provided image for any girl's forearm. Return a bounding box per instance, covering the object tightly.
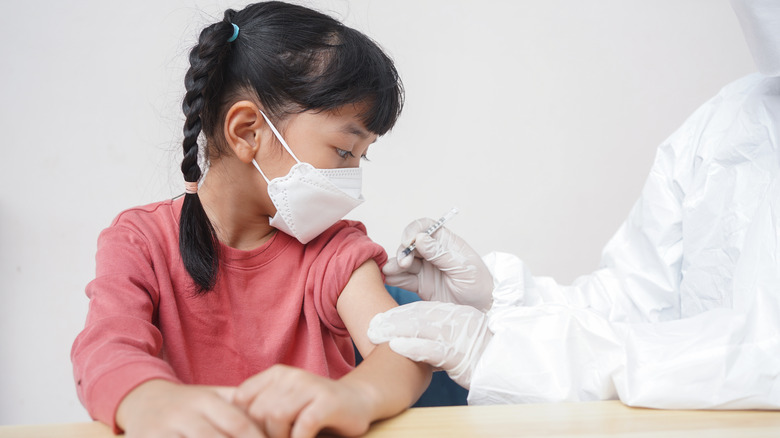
[340,343,432,421]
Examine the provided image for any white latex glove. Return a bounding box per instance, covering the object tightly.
[368,301,493,389]
[383,218,494,312]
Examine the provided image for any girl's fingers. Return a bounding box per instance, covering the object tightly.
[262,410,294,438]
[206,385,238,403]
[290,395,369,438]
[234,366,371,438]
[175,414,229,438]
[253,383,314,438]
[234,365,316,437]
[203,398,266,438]
[234,369,277,410]
[290,401,328,438]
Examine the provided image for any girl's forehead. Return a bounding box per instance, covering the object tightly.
[300,105,373,132]
[287,109,378,145]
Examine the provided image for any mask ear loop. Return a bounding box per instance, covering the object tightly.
[258,111,302,163]
[253,111,303,184]
[252,159,271,183]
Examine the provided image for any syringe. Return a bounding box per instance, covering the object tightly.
[401,207,459,258]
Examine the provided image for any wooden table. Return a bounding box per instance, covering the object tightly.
[2,401,780,437]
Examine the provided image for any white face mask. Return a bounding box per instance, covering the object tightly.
[252,111,364,244]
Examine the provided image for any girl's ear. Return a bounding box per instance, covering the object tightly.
[224,101,265,163]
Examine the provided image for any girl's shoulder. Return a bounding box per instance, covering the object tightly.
[306,219,388,267]
[109,197,182,228]
[101,197,183,246]
[312,220,370,247]
[93,198,183,273]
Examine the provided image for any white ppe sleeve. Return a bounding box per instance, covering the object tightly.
[468,75,780,409]
[471,201,780,408]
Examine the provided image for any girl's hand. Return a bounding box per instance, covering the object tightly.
[116,379,265,438]
[234,365,375,438]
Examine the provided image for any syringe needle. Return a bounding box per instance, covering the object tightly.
[401,207,459,258]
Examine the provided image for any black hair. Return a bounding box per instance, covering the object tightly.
[180,1,404,293]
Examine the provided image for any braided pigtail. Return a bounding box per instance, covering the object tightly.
[179,13,237,293]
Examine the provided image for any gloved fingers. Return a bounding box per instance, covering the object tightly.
[393,218,439,269]
[443,364,472,390]
[384,254,423,274]
[391,217,495,310]
[387,338,449,369]
[412,261,442,302]
[447,312,493,391]
[368,302,489,391]
[412,229,494,311]
[368,304,431,343]
[412,227,468,270]
[367,302,445,341]
[368,301,477,340]
[398,218,438,246]
[382,271,419,293]
[389,339,470,390]
[383,256,424,295]
[394,246,414,269]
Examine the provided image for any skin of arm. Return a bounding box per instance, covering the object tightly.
[337,259,433,418]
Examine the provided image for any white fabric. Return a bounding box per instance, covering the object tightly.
[732,0,780,76]
[468,74,780,409]
[252,111,364,244]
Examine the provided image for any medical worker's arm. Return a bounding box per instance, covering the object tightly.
[371,76,780,408]
[613,184,780,409]
[371,99,693,399]
[373,116,687,394]
[469,198,780,409]
[233,260,431,438]
[383,219,494,311]
[373,197,780,408]
[372,131,686,392]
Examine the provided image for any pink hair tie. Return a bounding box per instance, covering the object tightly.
[184,181,199,194]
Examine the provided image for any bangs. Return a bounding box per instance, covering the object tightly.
[281,26,404,135]
[219,3,404,137]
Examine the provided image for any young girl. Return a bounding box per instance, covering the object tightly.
[71,2,431,437]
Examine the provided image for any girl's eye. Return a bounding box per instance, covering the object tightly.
[335,148,354,159]
[336,148,370,161]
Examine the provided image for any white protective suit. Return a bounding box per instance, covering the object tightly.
[472,72,780,408]
[371,0,780,410]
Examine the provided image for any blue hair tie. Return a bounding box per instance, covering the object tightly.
[228,23,239,42]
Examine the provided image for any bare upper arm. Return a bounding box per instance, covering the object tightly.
[337,259,398,358]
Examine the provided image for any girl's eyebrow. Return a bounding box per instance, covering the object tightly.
[341,122,371,139]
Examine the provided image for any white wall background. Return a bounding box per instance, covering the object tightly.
[0,0,754,425]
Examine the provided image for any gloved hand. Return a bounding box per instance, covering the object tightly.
[367,301,493,389]
[383,218,494,311]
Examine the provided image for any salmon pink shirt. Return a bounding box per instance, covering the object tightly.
[71,197,387,429]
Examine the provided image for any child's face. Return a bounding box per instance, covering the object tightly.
[257,102,378,178]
